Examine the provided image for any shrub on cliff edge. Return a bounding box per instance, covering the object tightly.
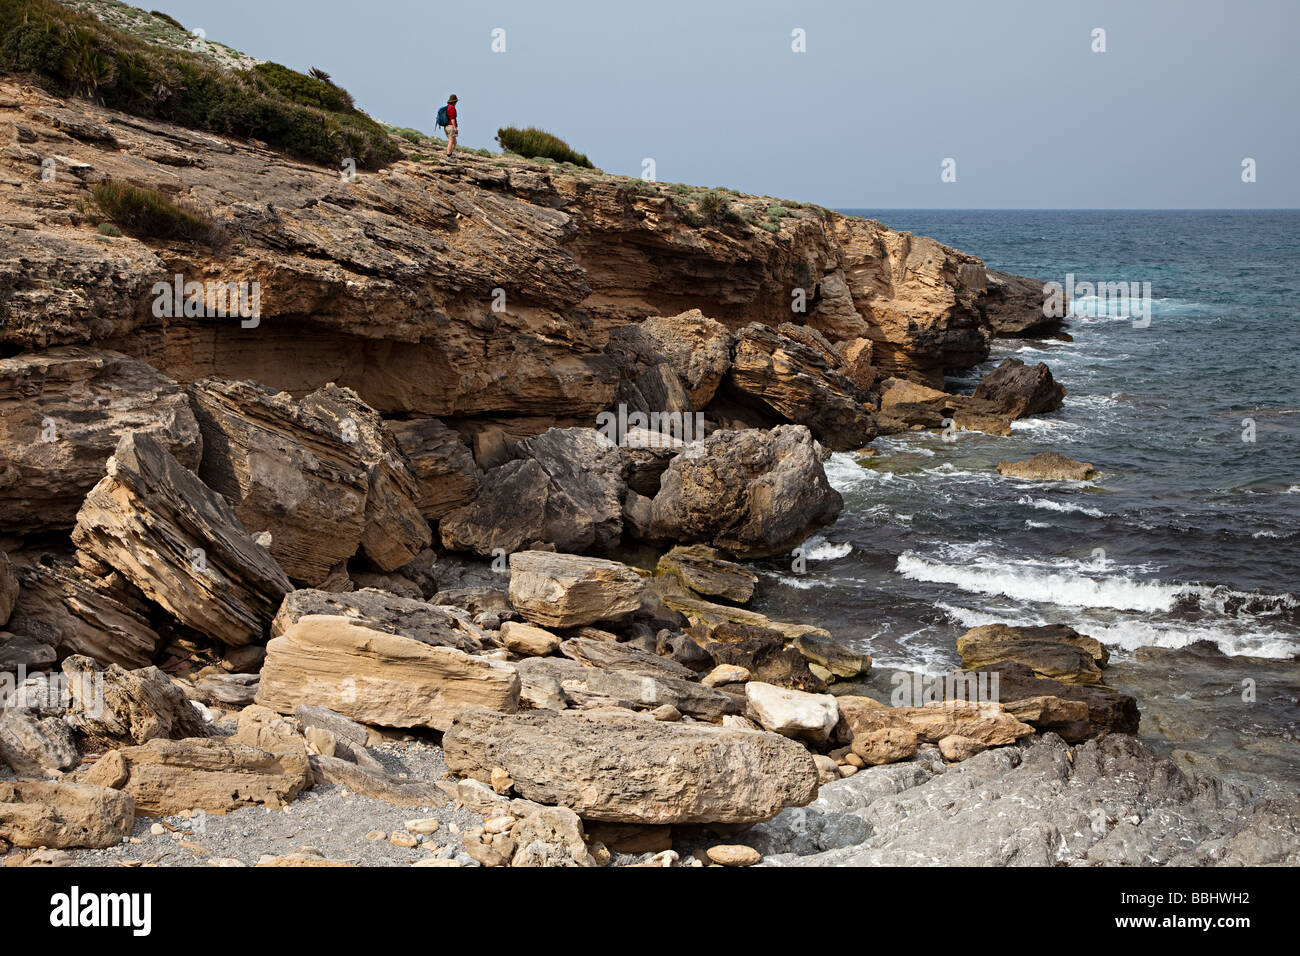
[91,181,224,246]
[495,126,593,167]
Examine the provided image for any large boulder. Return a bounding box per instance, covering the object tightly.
[299,384,432,571]
[60,655,208,747]
[508,551,646,629]
[956,623,1108,684]
[972,357,1065,417]
[271,587,482,652]
[841,700,1035,765]
[0,348,201,534]
[190,378,371,586]
[0,780,135,848]
[80,737,312,816]
[725,323,876,450]
[638,310,733,408]
[0,710,79,778]
[441,428,630,556]
[71,432,293,646]
[997,451,1096,481]
[656,544,757,603]
[648,426,842,558]
[958,661,1139,740]
[255,615,520,731]
[443,707,819,824]
[984,271,1063,338]
[387,417,481,520]
[7,559,159,668]
[745,682,839,742]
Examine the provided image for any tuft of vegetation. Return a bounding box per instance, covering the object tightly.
[148,9,182,30]
[0,0,400,169]
[96,220,121,236]
[695,189,743,227]
[495,126,592,167]
[91,180,223,246]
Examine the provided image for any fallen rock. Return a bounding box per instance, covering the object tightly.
[792,631,870,680]
[61,655,208,746]
[558,636,695,680]
[656,544,757,603]
[984,270,1063,337]
[648,426,842,558]
[300,384,432,571]
[959,662,1139,740]
[7,560,159,668]
[0,633,57,672]
[255,615,520,730]
[71,431,293,646]
[972,357,1065,417]
[0,710,79,777]
[443,707,819,824]
[514,657,734,720]
[80,736,312,816]
[702,664,752,687]
[938,734,988,762]
[706,844,761,867]
[725,324,876,450]
[0,348,201,534]
[744,682,839,742]
[843,700,1035,758]
[704,622,826,692]
[441,428,629,556]
[387,417,481,520]
[997,451,1096,481]
[638,310,733,408]
[308,754,449,806]
[511,806,596,867]
[957,623,1108,684]
[0,780,135,849]
[507,551,645,629]
[271,587,481,652]
[849,725,920,766]
[500,621,561,657]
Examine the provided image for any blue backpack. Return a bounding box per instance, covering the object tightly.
[436,105,450,129]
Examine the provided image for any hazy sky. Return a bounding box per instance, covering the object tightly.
[151,0,1298,208]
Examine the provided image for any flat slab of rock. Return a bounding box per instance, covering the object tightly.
[271,587,481,652]
[501,621,561,657]
[0,780,135,848]
[443,707,819,824]
[997,451,1096,481]
[255,615,519,731]
[957,623,1108,684]
[842,700,1035,763]
[80,737,312,816]
[649,425,842,558]
[656,544,757,603]
[514,657,734,720]
[508,551,645,629]
[558,636,695,680]
[71,431,293,646]
[0,348,201,534]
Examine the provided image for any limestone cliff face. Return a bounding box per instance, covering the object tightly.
[0,78,1021,428]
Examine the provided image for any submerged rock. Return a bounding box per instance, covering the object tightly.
[997,451,1096,481]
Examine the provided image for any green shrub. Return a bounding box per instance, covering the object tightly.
[695,189,741,226]
[495,126,592,167]
[92,180,223,246]
[0,0,400,169]
[96,221,122,237]
[149,11,184,31]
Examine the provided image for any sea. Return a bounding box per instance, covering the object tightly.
[751,210,1300,782]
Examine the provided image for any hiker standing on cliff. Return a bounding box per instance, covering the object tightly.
[437,94,458,157]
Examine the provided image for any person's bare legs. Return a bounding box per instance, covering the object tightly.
[445,123,457,157]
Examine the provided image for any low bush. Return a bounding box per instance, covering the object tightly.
[91,180,223,246]
[495,126,592,167]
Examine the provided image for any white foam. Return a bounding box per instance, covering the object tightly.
[1017,495,1107,518]
[896,553,1183,612]
[802,538,853,561]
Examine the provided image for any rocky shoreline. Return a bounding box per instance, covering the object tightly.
[2,76,1297,868]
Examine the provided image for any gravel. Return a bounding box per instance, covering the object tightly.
[63,739,487,867]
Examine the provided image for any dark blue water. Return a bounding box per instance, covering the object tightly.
[753,210,1300,672]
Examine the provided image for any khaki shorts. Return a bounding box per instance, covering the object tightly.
[445,123,457,137]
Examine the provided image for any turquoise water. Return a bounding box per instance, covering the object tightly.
[753,210,1300,672]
